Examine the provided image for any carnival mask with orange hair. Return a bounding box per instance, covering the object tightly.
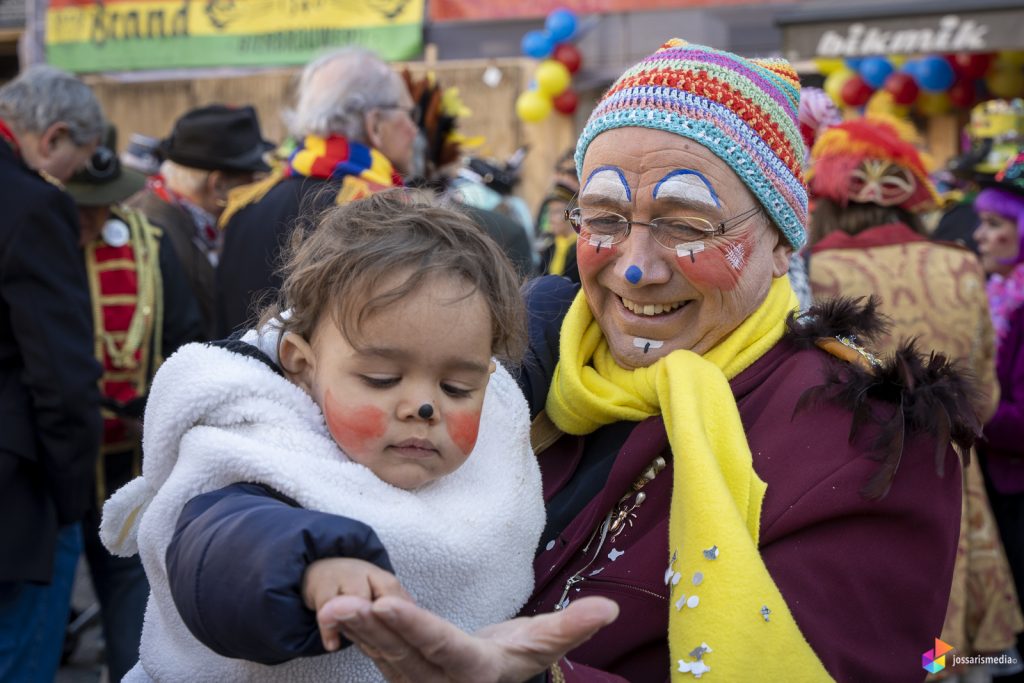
[807,117,940,213]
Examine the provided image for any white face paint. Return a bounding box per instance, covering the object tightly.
[581,166,631,204]
[675,241,705,262]
[632,337,665,355]
[653,170,720,209]
[588,234,615,250]
[724,242,746,271]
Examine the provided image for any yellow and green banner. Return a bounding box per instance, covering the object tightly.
[46,0,423,72]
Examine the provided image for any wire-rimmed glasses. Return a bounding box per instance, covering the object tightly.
[564,196,763,251]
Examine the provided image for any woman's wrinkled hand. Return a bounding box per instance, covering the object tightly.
[317,594,618,683]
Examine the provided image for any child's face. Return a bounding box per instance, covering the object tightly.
[284,273,496,490]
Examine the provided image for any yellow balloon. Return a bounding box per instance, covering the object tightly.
[535,60,572,97]
[813,57,845,76]
[867,90,909,118]
[997,50,1024,67]
[888,54,908,68]
[823,67,855,105]
[986,66,1024,98]
[916,92,952,116]
[516,89,552,123]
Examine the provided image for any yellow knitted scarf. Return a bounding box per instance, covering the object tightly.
[546,276,832,681]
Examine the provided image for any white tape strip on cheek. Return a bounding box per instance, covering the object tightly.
[675,242,705,262]
[588,235,615,251]
[633,338,665,354]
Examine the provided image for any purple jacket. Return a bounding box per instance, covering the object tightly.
[519,277,966,683]
[982,303,1024,494]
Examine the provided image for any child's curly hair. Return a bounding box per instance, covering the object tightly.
[260,188,527,363]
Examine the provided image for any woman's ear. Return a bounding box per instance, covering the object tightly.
[278,332,316,394]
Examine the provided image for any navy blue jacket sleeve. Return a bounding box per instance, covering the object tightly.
[166,482,394,664]
[515,275,578,418]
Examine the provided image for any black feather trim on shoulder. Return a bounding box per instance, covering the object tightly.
[788,297,982,500]
[785,295,891,348]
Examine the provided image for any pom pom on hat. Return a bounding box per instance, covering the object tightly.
[575,38,808,249]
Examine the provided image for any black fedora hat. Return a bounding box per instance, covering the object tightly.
[158,105,274,173]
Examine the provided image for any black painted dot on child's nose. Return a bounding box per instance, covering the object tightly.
[418,403,434,419]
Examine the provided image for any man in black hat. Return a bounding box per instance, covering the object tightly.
[68,127,202,682]
[127,104,273,340]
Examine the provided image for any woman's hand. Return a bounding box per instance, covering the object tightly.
[318,594,619,682]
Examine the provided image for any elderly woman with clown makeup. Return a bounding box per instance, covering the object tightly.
[297,40,980,683]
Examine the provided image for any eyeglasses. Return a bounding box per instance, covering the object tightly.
[376,103,419,121]
[565,196,763,251]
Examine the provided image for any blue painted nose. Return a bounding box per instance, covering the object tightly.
[625,265,643,284]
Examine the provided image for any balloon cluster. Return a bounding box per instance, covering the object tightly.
[818,51,1024,116]
[516,8,583,123]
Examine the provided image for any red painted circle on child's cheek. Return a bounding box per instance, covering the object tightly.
[674,235,753,292]
[322,389,386,454]
[446,410,482,455]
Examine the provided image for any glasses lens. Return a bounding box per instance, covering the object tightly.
[649,217,715,249]
[579,209,629,243]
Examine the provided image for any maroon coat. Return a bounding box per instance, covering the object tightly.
[519,278,966,683]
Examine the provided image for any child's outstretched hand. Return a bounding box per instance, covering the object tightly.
[302,558,412,652]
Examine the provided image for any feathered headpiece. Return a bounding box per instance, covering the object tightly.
[807,116,940,213]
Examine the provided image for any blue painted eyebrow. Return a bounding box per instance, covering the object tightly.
[583,165,631,202]
[652,169,721,208]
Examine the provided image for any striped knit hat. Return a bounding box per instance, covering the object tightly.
[575,39,807,249]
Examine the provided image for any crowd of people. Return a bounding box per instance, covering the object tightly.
[1,36,1023,683]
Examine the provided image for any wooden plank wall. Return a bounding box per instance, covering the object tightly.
[84,57,580,217]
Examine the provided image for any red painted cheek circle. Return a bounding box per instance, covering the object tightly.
[674,235,753,292]
[446,410,482,455]
[322,389,386,454]
[575,237,617,273]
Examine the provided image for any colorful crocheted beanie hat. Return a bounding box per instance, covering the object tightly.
[574,38,807,249]
[807,116,940,213]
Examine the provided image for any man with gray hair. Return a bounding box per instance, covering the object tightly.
[216,47,417,336]
[0,65,104,681]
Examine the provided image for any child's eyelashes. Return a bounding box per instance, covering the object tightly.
[359,375,399,389]
[356,375,476,399]
[441,383,473,399]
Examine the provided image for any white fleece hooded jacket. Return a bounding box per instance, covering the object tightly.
[101,338,544,682]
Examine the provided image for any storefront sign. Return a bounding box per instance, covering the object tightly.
[46,0,424,72]
[780,8,1024,60]
[430,0,762,23]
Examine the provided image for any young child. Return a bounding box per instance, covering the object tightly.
[100,189,545,681]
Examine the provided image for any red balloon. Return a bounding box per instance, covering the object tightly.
[552,43,582,75]
[840,75,874,106]
[883,72,920,105]
[552,88,578,115]
[952,52,995,80]
[948,78,976,108]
